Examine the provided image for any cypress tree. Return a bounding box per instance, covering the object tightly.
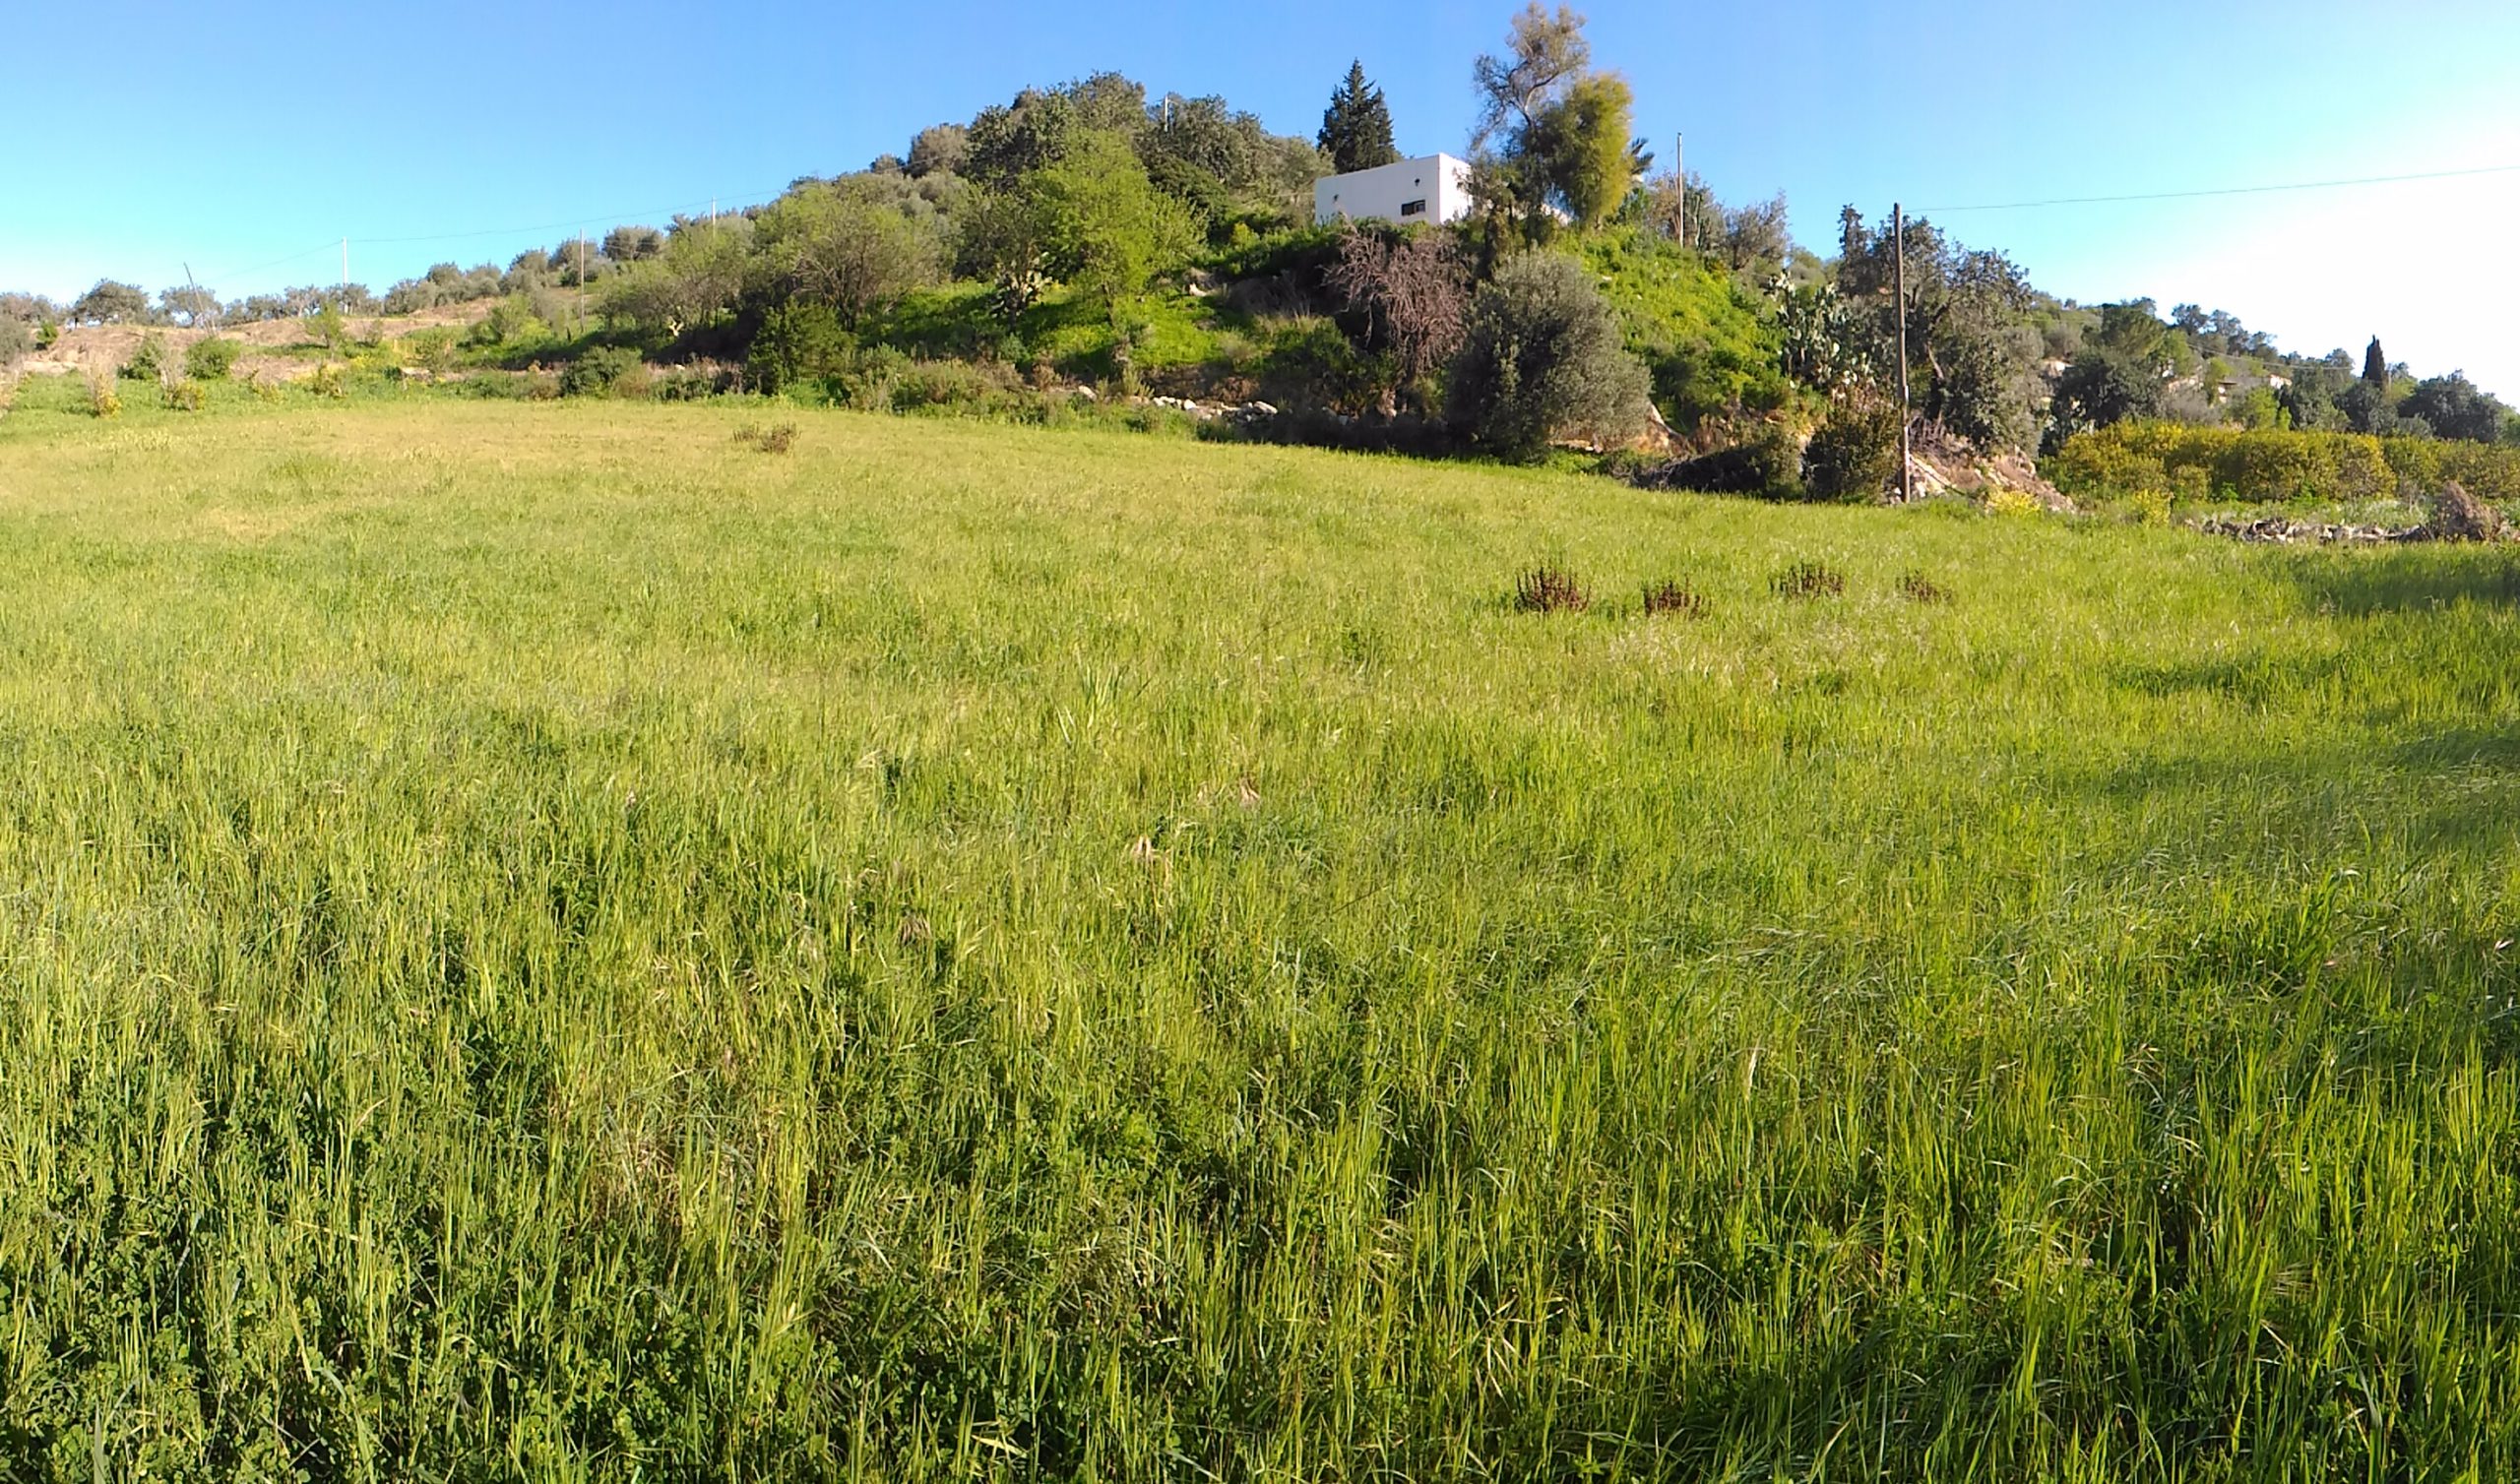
[2363,337,2388,388]
[1318,61,1400,176]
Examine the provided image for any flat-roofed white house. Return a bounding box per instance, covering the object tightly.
[1313,155,1475,228]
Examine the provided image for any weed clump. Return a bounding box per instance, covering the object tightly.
[2426,481,2508,543]
[1640,579,1707,618]
[84,363,120,418]
[1897,571,1950,603]
[1772,560,1846,599]
[1514,564,1591,614]
[736,423,799,456]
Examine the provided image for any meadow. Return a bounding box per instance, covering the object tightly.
[1,387,2517,1480]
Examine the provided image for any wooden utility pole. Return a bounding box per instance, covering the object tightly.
[1893,202,1913,503]
[1674,133,1685,250]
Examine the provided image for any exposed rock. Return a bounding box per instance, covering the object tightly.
[1907,426,2073,512]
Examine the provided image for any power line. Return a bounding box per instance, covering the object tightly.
[1923,161,2520,215]
[355,186,789,247]
[197,240,340,285]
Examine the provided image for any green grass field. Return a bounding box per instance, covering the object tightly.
[2,395,2518,1480]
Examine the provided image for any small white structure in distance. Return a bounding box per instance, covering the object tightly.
[1313,154,1475,228]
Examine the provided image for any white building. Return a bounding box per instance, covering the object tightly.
[1313,155,1476,228]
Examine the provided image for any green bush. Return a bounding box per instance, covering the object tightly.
[121,334,165,382]
[1651,421,1804,499]
[183,338,243,381]
[746,302,851,396]
[1801,402,1903,503]
[559,345,644,398]
[2048,421,2474,505]
[1447,252,1653,462]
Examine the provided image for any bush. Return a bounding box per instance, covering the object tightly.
[1645,421,1803,498]
[1447,252,1653,462]
[2048,420,2466,506]
[183,337,243,381]
[746,302,851,396]
[162,380,204,412]
[307,363,346,400]
[407,328,460,376]
[121,334,165,382]
[1801,402,1903,503]
[559,345,644,398]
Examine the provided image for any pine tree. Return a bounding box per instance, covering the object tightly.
[1318,61,1400,176]
[2363,337,2388,388]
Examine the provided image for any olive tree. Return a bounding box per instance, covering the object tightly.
[1447,250,1652,460]
[752,179,944,328]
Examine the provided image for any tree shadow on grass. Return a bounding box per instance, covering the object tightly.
[2283,545,2520,617]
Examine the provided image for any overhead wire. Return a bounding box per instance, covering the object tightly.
[1922,161,2520,215]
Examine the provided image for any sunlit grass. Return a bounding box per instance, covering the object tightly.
[1,397,2517,1478]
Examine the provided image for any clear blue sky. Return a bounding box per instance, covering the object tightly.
[8,0,2516,393]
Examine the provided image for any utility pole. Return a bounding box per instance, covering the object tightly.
[1674,133,1685,250]
[1894,202,1913,504]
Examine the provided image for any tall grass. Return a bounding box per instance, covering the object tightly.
[1,398,2517,1478]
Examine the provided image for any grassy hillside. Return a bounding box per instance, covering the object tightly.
[2,401,2517,1478]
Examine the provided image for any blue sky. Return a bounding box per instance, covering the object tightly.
[8,0,2516,393]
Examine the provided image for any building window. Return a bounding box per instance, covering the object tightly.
[1400,199,1426,217]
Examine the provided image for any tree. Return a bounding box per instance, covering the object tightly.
[1469,4,1603,235]
[1317,61,1399,175]
[598,220,754,340]
[603,225,666,264]
[1324,223,1470,414]
[158,284,219,328]
[1446,250,1652,460]
[907,124,970,179]
[2362,337,2388,388]
[753,179,944,328]
[2401,373,2507,444]
[1473,4,1592,150]
[72,280,150,325]
[1531,74,1636,229]
[2052,346,2164,435]
[1840,211,2040,448]
[1029,130,1199,317]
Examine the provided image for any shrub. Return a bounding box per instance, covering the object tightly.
[2428,481,2508,543]
[1801,402,1903,503]
[85,364,121,418]
[121,334,165,382]
[559,345,643,398]
[2049,421,2465,506]
[162,380,204,412]
[746,301,851,396]
[1647,421,1802,498]
[1448,252,1653,462]
[408,328,460,376]
[1772,561,1845,598]
[307,363,346,400]
[1986,487,2042,517]
[184,338,242,381]
[1513,564,1591,614]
